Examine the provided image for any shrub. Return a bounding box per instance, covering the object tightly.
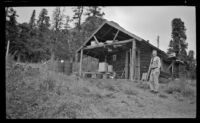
[106,85,117,92]
[182,86,195,98]
[124,88,138,96]
[159,93,168,98]
[40,76,56,92]
[165,79,184,94]
[53,102,82,118]
[136,82,149,90]
[25,67,40,77]
[165,78,195,99]
[6,53,15,69]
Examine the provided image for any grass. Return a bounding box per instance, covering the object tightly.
[164,78,196,99]
[6,58,196,118]
[40,76,56,92]
[6,59,109,118]
[136,82,149,90]
[159,93,168,99]
[124,88,138,96]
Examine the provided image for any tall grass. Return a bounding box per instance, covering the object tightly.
[6,53,15,69]
[164,76,196,99]
[6,61,95,118]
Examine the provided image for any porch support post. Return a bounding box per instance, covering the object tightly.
[129,49,132,80]
[172,61,174,79]
[131,39,136,81]
[125,50,129,79]
[137,49,140,80]
[75,53,78,63]
[79,49,83,76]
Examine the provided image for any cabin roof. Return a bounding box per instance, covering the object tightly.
[76,20,168,58]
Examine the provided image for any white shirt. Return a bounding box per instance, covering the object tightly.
[150,56,161,69]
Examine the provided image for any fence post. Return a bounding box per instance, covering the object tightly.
[6,40,10,60]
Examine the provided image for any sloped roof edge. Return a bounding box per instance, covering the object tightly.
[76,20,166,56]
[76,21,145,53]
[106,21,143,41]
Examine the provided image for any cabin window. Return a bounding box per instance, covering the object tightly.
[113,55,117,61]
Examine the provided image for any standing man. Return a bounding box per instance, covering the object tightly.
[148,50,161,94]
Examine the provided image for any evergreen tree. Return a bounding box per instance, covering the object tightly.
[35,8,51,61]
[6,7,19,46]
[167,18,188,62]
[52,7,65,31]
[85,6,105,18]
[72,6,84,30]
[17,23,31,62]
[5,7,19,58]
[29,10,36,29]
[50,7,65,60]
[37,8,50,34]
[64,15,72,31]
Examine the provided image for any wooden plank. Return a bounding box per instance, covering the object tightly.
[167,61,173,71]
[83,39,134,50]
[106,21,143,41]
[137,49,141,80]
[76,21,107,53]
[113,29,119,41]
[93,35,99,44]
[172,61,174,78]
[75,53,78,62]
[6,40,10,60]
[79,49,83,76]
[131,39,136,80]
[129,49,132,80]
[125,50,129,79]
[146,58,152,81]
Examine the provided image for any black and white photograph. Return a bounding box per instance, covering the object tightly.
[5,5,196,119]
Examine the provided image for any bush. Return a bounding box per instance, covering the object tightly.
[25,66,40,77]
[182,86,195,98]
[40,76,56,92]
[165,78,195,99]
[136,82,149,90]
[124,88,138,96]
[6,53,15,69]
[165,79,184,94]
[52,102,82,118]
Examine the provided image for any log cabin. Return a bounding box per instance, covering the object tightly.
[76,21,185,80]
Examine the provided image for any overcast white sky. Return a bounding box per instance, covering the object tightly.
[13,6,196,58]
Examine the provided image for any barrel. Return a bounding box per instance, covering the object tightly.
[64,60,72,75]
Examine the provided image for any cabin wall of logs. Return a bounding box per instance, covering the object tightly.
[138,43,152,78]
[76,39,181,80]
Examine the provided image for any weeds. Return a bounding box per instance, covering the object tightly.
[124,88,138,96]
[6,53,15,69]
[136,82,149,90]
[40,76,56,92]
[159,93,168,99]
[53,102,82,118]
[165,78,195,99]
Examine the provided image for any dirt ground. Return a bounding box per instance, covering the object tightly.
[77,79,196,118]
[6,63,196,118]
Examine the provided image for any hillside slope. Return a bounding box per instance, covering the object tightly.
[6,63,196,118]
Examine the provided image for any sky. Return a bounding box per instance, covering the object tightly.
[13,6,196,58]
